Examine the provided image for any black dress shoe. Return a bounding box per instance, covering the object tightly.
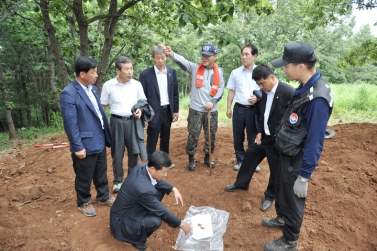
[224,184,248,192]
[131,242,147,251]
[261,199,273,211]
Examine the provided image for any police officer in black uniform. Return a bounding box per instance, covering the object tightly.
[262,41,334,251]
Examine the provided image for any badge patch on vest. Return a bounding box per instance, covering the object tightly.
[290,113,298,124]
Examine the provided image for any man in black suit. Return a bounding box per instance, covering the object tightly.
[110,151,190,251]
[224,64,295,212]
[139,45,179,167]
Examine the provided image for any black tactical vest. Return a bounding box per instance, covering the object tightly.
[275,76,333,156]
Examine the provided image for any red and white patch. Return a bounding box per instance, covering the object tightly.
[290,113,298,124]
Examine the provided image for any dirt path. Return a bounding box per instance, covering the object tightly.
[0,123,376,251]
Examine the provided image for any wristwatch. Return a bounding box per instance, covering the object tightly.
[298,175,309,182]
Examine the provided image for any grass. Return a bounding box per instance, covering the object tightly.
[0,111,65,150]
[1,82,376,151]
[180,82,377,126]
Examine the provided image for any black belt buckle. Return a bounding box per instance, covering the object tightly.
[237,103,253,109]
[111,114,133,120]
[161,105,169,108]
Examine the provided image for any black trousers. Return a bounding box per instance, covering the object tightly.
[278,151,305,241]
[142,189,165,238]
[71,148,110,206]
[232,103,257,161]
[146,106,172,158]
[235,136,279,205]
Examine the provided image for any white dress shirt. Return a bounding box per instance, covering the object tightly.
[154,66,169,106]
[101,78,146,116]
[226,65,259,105]
[78,81,104,128]
[263,80,279,136]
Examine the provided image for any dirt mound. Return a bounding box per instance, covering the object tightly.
[0,123,376,250]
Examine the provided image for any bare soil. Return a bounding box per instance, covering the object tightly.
[0,123,376,251]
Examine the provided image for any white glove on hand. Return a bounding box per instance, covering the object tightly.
[293,177,308,198]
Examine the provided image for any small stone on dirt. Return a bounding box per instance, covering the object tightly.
[241,201,251,211]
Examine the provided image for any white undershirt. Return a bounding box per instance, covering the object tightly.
[154,66,169,106]
[147,167,157,186]
[263,80,279,136]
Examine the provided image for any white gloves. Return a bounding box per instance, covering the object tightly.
[293,177,308,198]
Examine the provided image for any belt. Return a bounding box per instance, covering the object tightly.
[111,114,133,120]
[236,102,254,109]
[161,104,170,108]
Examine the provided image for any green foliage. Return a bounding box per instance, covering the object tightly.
[338,38,377,67]
[0,132,10,149]
[50,111,64,130]
[327,83,377,124]
[176,82,377,126]
[305,0,377,66]
[1,0,377,138]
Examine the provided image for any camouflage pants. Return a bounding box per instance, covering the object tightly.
[186,108,218,155]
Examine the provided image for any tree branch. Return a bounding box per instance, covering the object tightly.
[13,11,44,30]
[61,0,74,9]
[0,0,27,22]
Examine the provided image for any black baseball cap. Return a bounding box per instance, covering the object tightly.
[201,43,218,56]
[271,41,316,68]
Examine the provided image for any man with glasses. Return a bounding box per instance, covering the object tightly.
[162,43,225,171]
[226,44,262,173]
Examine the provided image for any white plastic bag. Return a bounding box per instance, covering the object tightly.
[174,205,229,251]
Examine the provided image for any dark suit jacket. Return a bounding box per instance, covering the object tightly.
[110,163,181,245]
[139,66,179,128]
[60,79,111,154]
[258,81,295,139]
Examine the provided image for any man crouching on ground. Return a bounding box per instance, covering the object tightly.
[110,151,190,251]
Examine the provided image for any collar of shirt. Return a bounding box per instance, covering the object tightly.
[265,79,279,95]
[147,167,157,186]
[115,77,133,85]
[242,64,257,73]
[294,71,321,99]
[77,80,91,92]
[154,65,167,75]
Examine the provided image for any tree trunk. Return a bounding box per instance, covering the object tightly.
[18,109,23,128]
[71,0,141,92]
[21,75,33,127]
[73,0,90,56]
[46,43,62,111]
[39,0,70,86]
[41,102,51,127]
[0,66,17,139]
[66,13,80,59]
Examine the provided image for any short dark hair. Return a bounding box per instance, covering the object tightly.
[148,151,172,170]
[115,56,133,70]
[292,61,316,69]
[75,56,98,76]
[252,64,274,81]
[242,43,258,56]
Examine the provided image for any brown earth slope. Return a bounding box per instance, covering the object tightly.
[0,123,376,251]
